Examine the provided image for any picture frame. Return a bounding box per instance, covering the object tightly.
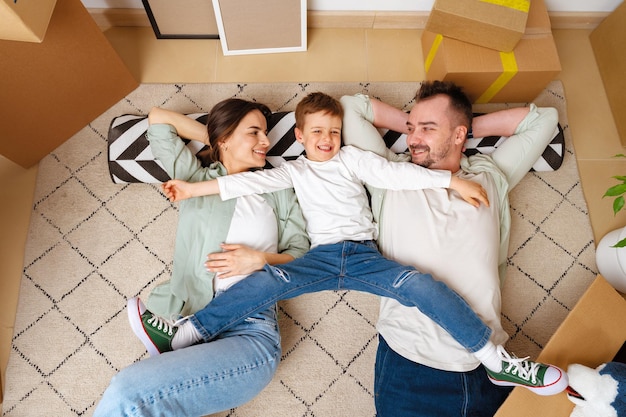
[142,0,220,39]
[212,0,307,55]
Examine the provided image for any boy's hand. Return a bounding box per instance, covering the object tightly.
[162,180,193,202]
[449,176,490,208]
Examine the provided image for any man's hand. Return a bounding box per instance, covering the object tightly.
[449,176,490,208]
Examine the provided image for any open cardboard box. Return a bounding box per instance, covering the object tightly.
[0,0,138,168]
[590,2,626,148]
[0,0,57,43]
[422,0,560,104]
[425,0,529,52]
[495,275,626,416]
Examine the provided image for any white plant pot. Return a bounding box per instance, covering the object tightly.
[596,227,626,293]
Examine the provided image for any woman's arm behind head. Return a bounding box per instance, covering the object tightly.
[148,107,209,145]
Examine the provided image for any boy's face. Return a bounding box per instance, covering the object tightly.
[294,111,342,162]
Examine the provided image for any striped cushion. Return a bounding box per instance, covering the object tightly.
[108,112,564,184]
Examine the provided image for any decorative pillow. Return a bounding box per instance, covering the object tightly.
[108,113,208,184]
[107,112,564,184]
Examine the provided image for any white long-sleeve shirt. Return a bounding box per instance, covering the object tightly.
[218,145,451,248]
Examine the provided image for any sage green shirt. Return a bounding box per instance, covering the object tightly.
[145,123,309,317]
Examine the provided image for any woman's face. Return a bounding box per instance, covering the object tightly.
[221,109,270,174]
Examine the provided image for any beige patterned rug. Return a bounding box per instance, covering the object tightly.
[2,81,597,417]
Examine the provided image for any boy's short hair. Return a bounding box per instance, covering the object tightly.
[295,92,344,129]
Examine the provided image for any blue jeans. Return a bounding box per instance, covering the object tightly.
[375,335,512,417]
[93,306,281,417]
[191,241,492,353]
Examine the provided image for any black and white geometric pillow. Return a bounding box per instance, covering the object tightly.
[107,112,564,184]
[108,113,208,184]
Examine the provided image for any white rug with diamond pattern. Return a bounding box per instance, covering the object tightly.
[2,81,598,417]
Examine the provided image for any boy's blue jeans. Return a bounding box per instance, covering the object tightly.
[191,240,492,353]
[93,306,280,417]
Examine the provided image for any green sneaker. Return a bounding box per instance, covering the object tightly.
[127,297,179,356]
[486,346,568,396]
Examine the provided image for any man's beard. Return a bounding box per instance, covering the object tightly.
[409,140,452,168]
[409,145,436,168]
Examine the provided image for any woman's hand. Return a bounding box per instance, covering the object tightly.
[449,176,490,208]
[206,243,266,279]
[162,180,194,202]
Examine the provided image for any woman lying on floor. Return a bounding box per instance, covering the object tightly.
[93,99,309,417]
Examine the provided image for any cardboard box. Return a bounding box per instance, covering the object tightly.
[0,0,138,168]
[422,0,561,104]
[425,0,529,52]
[590,2,626,148]
[0,0,57,43]
[495,276,626,417]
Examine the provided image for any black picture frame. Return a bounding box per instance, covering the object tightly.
[142,0,220,40]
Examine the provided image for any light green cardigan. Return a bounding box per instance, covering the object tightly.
[145,124,309,317]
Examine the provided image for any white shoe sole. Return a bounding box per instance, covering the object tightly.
[127,297,161,357]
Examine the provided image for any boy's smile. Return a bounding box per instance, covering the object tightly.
[295,111,343,162]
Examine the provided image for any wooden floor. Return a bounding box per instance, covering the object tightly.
[1,26,625,406]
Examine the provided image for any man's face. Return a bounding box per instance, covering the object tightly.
[405,95,459,169]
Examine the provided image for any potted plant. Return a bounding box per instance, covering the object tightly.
[596,154,626,292]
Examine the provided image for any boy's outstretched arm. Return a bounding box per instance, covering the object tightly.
[162,179,220,202]
[449,176,490,208]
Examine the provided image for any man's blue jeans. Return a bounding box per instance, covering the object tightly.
[93,306,281,417]
[191,241,492,353]
[375,335,512,417]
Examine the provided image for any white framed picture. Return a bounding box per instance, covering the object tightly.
[212,0,307,55]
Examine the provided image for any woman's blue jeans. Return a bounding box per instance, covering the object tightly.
[191,241,492,353]
[375,335,512,417]
[93,306,281,417]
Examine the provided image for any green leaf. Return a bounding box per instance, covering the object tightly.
[613,176,626,182]
[613,154,626,158]
[604,183,626,197]
[614,196,625,215]
[612,236,626,248]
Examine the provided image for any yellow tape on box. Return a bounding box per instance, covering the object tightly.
[424,33,519,104]
[480,0,530,13]
[421,29,560,103]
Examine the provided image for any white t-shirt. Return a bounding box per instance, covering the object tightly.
[215,194,278,291]
[218,145,451,248]
[376,169,508,371]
